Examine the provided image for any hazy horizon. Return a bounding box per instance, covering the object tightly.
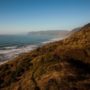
[0,0,90,34]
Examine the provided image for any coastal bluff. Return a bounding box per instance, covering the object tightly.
[0,23,90,90]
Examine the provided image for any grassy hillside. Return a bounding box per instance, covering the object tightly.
[0,24,90,90]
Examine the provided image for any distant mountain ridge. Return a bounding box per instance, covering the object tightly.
[28,30,69,37]
[0,24,90,90]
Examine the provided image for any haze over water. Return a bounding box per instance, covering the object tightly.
[0,0,90,34]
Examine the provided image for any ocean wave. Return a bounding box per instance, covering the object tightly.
[4,46,17,50]
[0,45,38,62]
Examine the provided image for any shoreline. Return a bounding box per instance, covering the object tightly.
[42,37,64,44]
[0,37,65,65]
[0,45,38,64]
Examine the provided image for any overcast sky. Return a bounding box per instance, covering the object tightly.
[0,0,90,34]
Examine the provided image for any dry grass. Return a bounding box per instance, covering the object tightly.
[0,24,90,90]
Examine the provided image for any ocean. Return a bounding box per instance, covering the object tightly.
[0,34,60,62]
[0,35,56,48]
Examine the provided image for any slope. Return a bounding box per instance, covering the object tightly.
[0,23,90,90]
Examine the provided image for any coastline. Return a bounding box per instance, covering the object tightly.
[0,45,38,65]
[0,37,65,65]
[42,37,64,44]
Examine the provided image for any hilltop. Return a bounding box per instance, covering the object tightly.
[0,24,90,90]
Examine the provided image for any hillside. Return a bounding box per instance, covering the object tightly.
[0,24,90,90]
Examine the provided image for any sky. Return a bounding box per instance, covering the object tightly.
[0,0,90,34]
